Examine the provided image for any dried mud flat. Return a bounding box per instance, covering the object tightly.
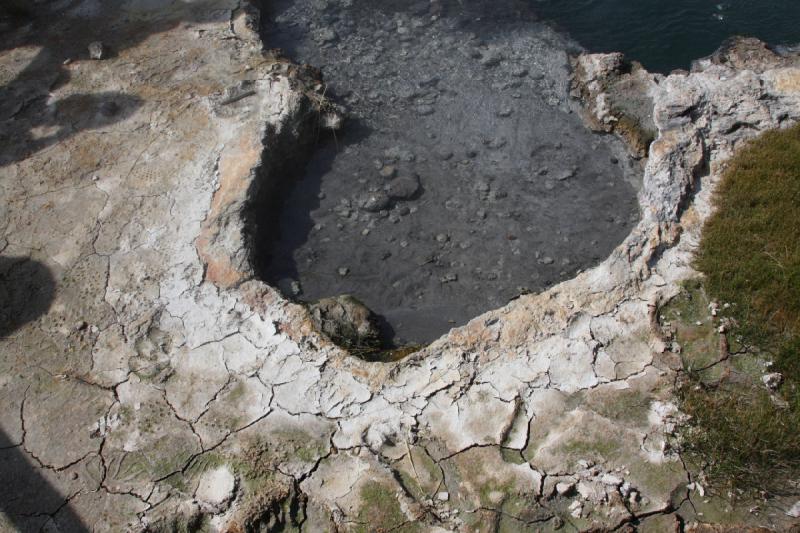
[1,0,800,532]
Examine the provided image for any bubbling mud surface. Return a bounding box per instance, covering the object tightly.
[255,0,641,346]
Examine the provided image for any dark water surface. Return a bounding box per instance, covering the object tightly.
[533,0,800,73]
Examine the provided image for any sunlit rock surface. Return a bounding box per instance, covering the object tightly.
[1,0,800,530]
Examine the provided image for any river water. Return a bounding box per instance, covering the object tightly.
[533,0,800,73]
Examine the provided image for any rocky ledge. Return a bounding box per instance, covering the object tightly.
[1,0,800,531]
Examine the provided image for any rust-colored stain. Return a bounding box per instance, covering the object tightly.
[197,135,262,288]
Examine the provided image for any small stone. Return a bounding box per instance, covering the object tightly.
[88,41,105,60]
[195,466,236,511]
[358,191,391,212]
[419,74,440,87]
[314,28,338,44]
[436,492,449,501]
[416,104,435,116]
[437,149,454,160]
[385,174,420,200]
[762,372,783,390]
[440,273,457,283]
[397,85,419,100]
[337,267,350,277]
[435,233,449,243]
[568,500,582,518]
[290,281,302,295]
[787,501,800,518]
[474,180,490,193]
[556,481,575,495]
[600,473,623,486]
[480,50,503,68]
[379,165,397,179]
[556,169,575,181]
[486,137,507,149]
[497,108,512,117]
[321,111,344,131]
[540,256,554,265]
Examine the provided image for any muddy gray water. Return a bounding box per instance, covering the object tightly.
[256,0,640,347]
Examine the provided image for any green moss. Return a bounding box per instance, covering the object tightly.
[226,381,246,402]
[559,436,619,463]
[354,481,418,533]
[587,388,651,425]
[351,343,425,363]
[477,479,514,509]
[677,124,800,493]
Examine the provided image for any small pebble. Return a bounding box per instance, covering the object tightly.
[88,41,105,60]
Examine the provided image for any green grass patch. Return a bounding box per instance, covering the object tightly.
[678,124,800,493]
[354,481,418,533]
[695,124,800,347]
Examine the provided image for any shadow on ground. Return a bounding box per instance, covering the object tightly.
[0,0,244,166]
[0,257,88,531]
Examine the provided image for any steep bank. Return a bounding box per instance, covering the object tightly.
[1,2,799,532]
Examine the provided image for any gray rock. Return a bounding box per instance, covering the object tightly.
[385,174,420,200]
[480,50,503,68]
[556,169,576,181]
[358,191,391,212]
[379,165,397,179]
[762,372,783,390]
[88,41,105,60]
[474,180,491,193]
[290,280,302,295]
[556,481,575,495]
[308,295,381,351]
[313,28,338,44]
